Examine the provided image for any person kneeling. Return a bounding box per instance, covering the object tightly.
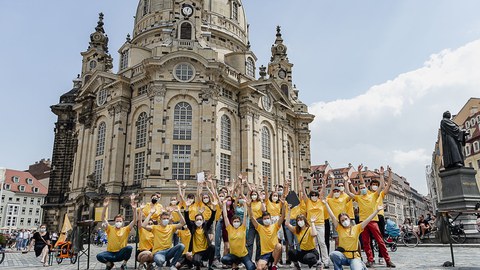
[220,197,256,270]
[285,212,319,270]
[325,199,385,270]
[142,207,186,270]
[96,196,136,270]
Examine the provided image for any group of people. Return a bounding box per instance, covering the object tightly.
[97,164,397,270]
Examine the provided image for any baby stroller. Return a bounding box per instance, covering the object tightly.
[374,219,401,252]
[54,240,78,264]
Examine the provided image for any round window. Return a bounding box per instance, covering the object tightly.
[174,63,195,82]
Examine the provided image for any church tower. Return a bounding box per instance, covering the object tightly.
[44,0,314,230]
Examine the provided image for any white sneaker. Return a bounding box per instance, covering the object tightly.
[379,258,385,265]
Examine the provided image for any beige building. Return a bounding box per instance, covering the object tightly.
[44,0,314,229]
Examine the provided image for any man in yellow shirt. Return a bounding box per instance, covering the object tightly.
[247,196,286,270]
[96,195,136,270]
[142,193,164,222]
[344,165,395,268]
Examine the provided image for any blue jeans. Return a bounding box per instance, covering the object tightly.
[214,219,223,260]
[97,246,133,263]
[285,219,297,250]
[153,244,185,267]
[221,254,255,270]
[246,218,262,261]
[329,251,366,270]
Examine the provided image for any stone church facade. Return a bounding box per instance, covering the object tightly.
[43,0,314,230]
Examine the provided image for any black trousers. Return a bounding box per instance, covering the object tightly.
[324,219,331,254]
[192,245,215,267]
[288,249,319,268]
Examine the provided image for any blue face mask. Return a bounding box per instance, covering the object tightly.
[360,188,367,195]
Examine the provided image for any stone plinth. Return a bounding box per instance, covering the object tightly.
[438,167,480,211]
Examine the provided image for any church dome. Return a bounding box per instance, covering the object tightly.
[133,0,248,48]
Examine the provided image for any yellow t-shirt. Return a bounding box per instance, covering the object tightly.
[354,192,379,222]
[305,199,325,225]
[192,227,208,254]
[143,202,165,221]
[289,205,303,220]
[151,224,177,253]
[323,204,329,220]
[337,224,363,259]
[215,205,222,221]
[327,195,352,221]
[257,223,281,255]
[251,201,264,219]
[294,227,316,251]
[345,194,355,219]
[374,191,385,216]
[169,205,181,222]
[105,225,130,252]
[177,229,191,255]
[197,201,213,221]
[138,227,154,251]
[266,200,282,217]
[226,224,248,257]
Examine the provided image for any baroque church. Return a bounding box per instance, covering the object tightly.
[43,0,314,230]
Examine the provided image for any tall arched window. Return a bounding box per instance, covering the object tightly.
[262,127,271,159]
[232,2,239,21]
[180,22,193,40]
[246,57,255,77]
[96,122,106,156]
[173,102,192,140]
[136,112,148,148]
[281,84,289,97]
[143,0,149,16]
[221,115,231,150]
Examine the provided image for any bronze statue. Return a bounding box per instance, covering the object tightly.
[440,111,469,169]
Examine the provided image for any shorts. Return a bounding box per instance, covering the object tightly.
[258,252,273,262]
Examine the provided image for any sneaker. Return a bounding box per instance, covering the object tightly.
[315,262,323,270]
[365,261,374,268]
[379,258,385,264]
[212,260,222,268]
[386,261,396,268]
[105,262,114,270]
[271,265,278,270]
[293,262,301,270]
[120,262,128,270]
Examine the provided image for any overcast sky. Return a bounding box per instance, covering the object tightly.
[2,1,480,194]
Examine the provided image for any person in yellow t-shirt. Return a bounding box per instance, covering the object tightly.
[184,197,217,270]
[247,196,286,270]
[299,175,329,268]
[245,190,266,262]
[324,198,386,270]
[175,225,193,269]
[136,206,154,270]
[285,207,319,269]
[344,165,395,268]
[327,183,352,248]
[96,195,136,270]
[220,198,256,270]
[142,206,186,269]
[142,193,164,222]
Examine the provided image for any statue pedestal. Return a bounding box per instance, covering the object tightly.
[438,167,480,211]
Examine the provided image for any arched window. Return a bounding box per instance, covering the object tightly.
[262,127,271,159]
[281,84,289,97]
[173,102,192,140]
[143,0,149,16]
[180,22,192,40]
[232,2,239,21]
[133,152,146,183]
[96,122,106,156]
[246,57,255,77]
[221,115,231,150]
[136,112,148,148]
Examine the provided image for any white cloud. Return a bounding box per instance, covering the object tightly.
[309,39,480,194]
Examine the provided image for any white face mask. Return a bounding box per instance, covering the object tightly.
[297,220,305,228]
[219,197,225,202]
[171,200,177,205]
[333,192,340,198]
[115,222,123,228]
[339,186,345,192]
[260,194,266,200]
[251,195,258,200]
[195,220,203,227]
[371,185,378,191]
[203,198,210,204]
[233,221,241,229]
[40,228,46,233]
[263,219,272,226]
[162,219,169,226]
[311,196,318,202]
[272,196,278,202]
[341,219,351,228]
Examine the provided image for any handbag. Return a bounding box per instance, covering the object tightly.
[39,233,52,251]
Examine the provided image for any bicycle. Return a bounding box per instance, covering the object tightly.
[423,216,466,244]
[400,227,420,247]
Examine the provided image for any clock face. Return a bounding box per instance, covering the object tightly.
[89,60,97,70]
[262,95,272,112]
[278,69,286,79]
[182,5,193,17]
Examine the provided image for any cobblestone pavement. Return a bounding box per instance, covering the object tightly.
[1,244,480,269]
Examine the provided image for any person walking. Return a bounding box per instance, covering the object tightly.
[26,224,51,267]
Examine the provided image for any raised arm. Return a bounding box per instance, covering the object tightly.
[377,166,385,195]
[327,170,336,198]
[310,217,318,237]
[361,205,383,229]
[222,200,231,228]
[142,207,156,231]
[128,193,137,230]
[319,178,327,199]
[176,180,186,203]
[384,166,392,195]
[358,164,365,185]
[344,179,355,198]
[101,197,110,224]
[136,204,144,229]
[173,208,186,230]
[345,174,357,195]
[277,198,287,225]
[262,176,270,198]
[323,199,338,228]
[299,175,308,201]
[285,205,295,233]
